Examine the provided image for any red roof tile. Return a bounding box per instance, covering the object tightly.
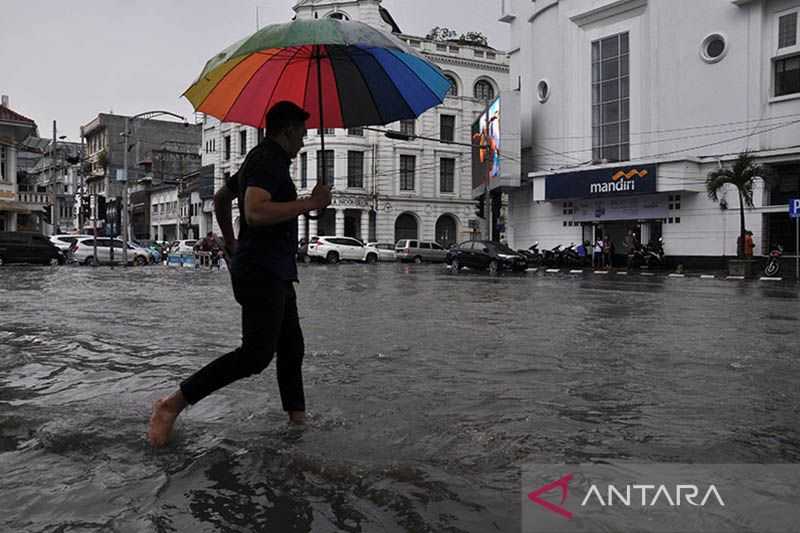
[0,105,36,125]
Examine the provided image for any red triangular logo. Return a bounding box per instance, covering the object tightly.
[527,473,573,519]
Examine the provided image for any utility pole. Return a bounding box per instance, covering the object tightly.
[122,116,130,265]
[50,121,56,235]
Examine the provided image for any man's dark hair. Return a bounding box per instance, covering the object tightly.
[265,101,310,136]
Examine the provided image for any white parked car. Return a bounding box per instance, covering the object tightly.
[366,242,397,262]
[50,234,93,252]
[307,236,379,264]
[70,237,151,266]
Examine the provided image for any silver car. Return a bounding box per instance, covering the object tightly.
[394,239,448,263]
[366,242,397,262]
[70,237,151,266]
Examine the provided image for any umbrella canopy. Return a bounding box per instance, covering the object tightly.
[184,19,451,129]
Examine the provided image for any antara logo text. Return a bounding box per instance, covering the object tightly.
[590,168,649,194]
[528,473,726,520]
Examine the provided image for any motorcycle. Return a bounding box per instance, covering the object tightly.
[764,245,783,277]
[517,242,543,267]
[643,238,665,269]
[560,243,584,268]
[542,245,563,267]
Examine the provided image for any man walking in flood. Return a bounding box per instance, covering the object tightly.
[147,101,332,447]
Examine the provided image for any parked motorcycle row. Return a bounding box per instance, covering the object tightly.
[517,238,666,269]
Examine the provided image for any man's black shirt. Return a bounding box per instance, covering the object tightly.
[225,138,298,282]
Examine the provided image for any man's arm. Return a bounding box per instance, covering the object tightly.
[244,182,331,227]
[214,186,237,255]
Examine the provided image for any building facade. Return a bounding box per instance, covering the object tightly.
[0,95,38,233]
[204,0,509,247]
[500,0,800,264]
[81,113,201,237]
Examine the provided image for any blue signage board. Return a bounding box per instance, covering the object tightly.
[545,164,658,200]
[790,198,800,219]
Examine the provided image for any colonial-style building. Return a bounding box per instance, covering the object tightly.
[0,95,38,232]
[500,0,800,265]
[205,0,510,247]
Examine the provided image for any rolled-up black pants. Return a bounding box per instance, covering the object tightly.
[180,278,305,412]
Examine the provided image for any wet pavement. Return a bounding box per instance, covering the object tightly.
[0,263,798,532]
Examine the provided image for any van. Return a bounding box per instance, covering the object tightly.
[0,231,65,266]
[394,239,448,263]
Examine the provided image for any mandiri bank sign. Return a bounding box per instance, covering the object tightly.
[545,164,657,200]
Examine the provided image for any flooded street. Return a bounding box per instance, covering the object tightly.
[1,264,799,532]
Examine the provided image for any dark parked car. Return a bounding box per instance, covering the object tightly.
[0,231,65,266]
[446,240,528,274]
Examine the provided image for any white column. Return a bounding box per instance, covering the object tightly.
[308,212,318,238]
[360,209,369,242]
[9,213,17,232]
[335,209,345,237]
[157,225,164,241]
[298,214,307,241]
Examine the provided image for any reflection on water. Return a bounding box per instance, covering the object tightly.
[0,265,798,531]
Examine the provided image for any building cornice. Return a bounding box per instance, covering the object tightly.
[426,54,510,73]
[569,0,648,27]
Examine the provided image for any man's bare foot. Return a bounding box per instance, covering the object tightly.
[288,410,306,425]
[148,393,187,447]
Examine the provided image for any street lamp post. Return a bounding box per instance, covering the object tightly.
[121,110,186,265]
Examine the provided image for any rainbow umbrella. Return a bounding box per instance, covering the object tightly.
[184,18,451,190]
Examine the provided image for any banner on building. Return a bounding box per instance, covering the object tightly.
[573,194,668,222]
[545,164,657,200]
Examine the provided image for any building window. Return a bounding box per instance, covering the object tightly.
[317,128,335,135]
[0,145,7,181]
[779,12,798,49]
[347,151,364,188]
[347,127,364,136]
[316,149,334,187]
[300,152,308,189]
[224,135,231,160]
[592,32,630,162]
[239,130,247,156]
[437,44,448,52]
[474,79,495,101]
[440,157,455,193]
[474,50,485,58]
[449,46,460,53]
[775,55,800,97]
[487,52,496,60]
[440,115,455,142]
[700,33,728,63]
[400,155,415,191]
[329,12,349,20]
[400,119,415,137]
[445,75,459,97]
[537,80,551,103]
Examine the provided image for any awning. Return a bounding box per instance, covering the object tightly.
[0,200,32,214]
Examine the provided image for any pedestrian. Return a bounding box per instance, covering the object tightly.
[744,230,755,257]
[593,237,604,269]
[604,238,614,269]
[147,101,332,447]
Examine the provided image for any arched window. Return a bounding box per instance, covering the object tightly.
[474,79,495,101]
[445,75,459,97]
[328,12,349,20]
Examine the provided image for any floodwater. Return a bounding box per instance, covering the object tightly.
[1,263,798,532]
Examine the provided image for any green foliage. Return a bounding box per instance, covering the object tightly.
[426,26,458,41]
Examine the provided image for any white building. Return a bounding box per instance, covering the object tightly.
[150,185,179,242]
[204,0,510,248]
[0,95,38,233]
[500,0,800,265]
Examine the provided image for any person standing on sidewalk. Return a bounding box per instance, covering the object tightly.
[147,101,332,447]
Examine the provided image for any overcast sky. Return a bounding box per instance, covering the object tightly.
[0,0,509,141]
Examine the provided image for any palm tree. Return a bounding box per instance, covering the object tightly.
[706,152,770,258]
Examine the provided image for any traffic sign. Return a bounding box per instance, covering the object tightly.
[789,198,800,219]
